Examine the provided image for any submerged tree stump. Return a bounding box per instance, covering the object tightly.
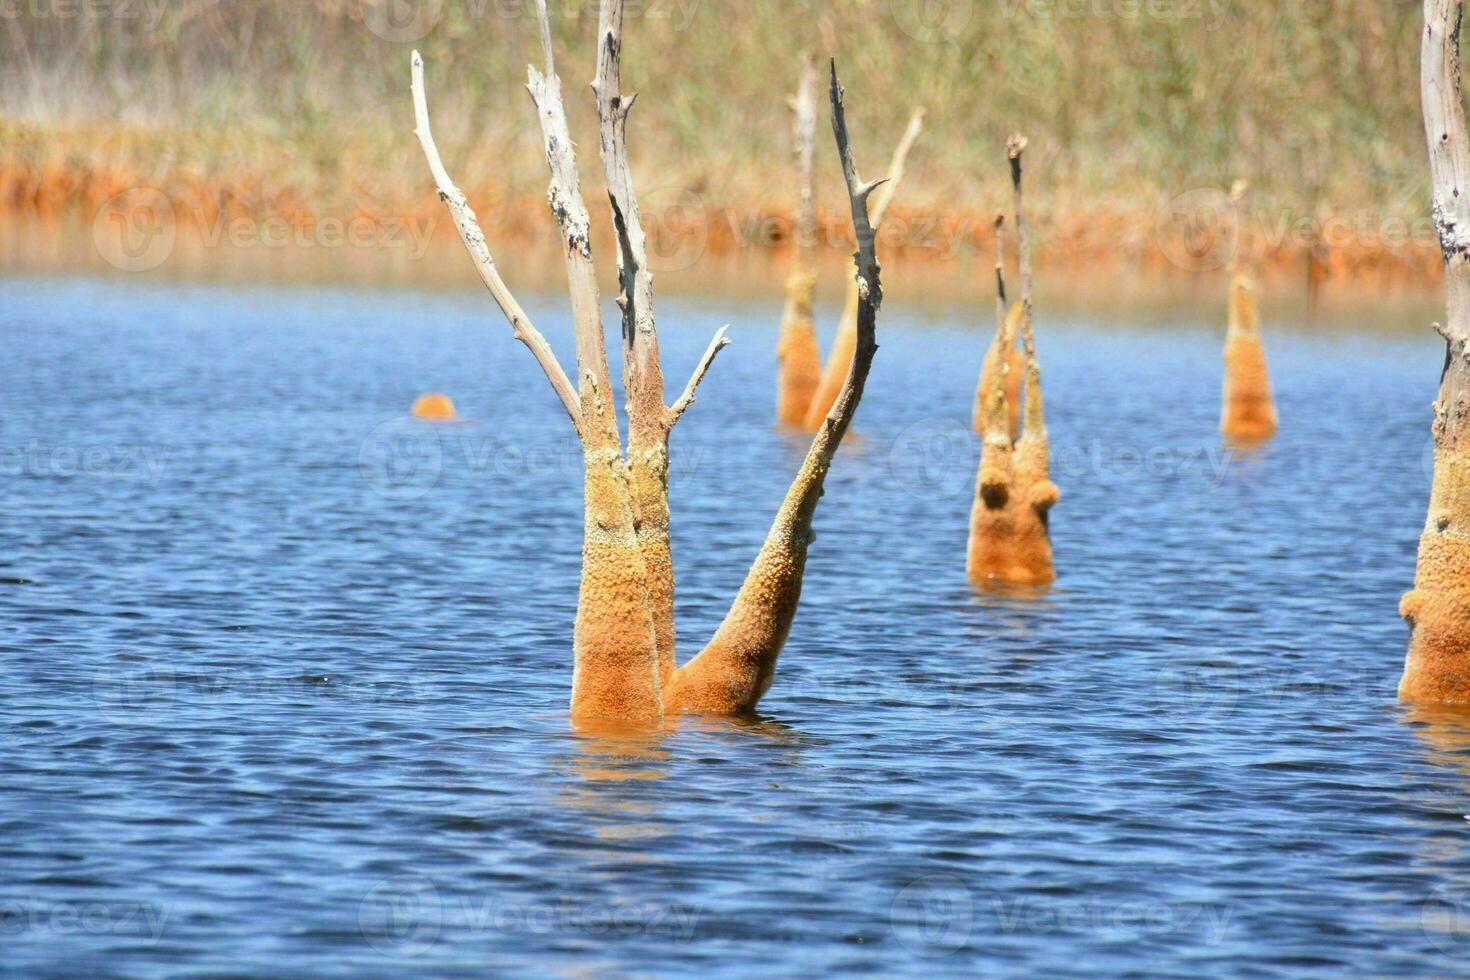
[1401,0,1470,703]
[967,137,1057,589]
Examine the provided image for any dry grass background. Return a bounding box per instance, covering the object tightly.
[0,0,1440,279]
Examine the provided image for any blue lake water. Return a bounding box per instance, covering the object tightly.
[2,274,1469,975]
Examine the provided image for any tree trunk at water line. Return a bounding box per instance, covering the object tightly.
[776,54,823,428]
[1401,0,1470,703]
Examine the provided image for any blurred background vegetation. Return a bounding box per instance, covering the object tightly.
[0,0,1434,274]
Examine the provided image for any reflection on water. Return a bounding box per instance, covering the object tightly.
[1,274,1467,974]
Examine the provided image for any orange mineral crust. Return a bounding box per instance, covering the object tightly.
[1400,447,1470,703]
[1007,351,1058,586]
[570,448,663,725]
[775,268,822,427]
[801,276,859,431]
[967,386,1021,586]
[974,301,1024,438]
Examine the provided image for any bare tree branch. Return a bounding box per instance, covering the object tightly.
[410,51,583,435]
[668,326,732,423]
[994,213,1008,334]
[822,59,883,432]
[791,52,820,261]
[1006,133,1034,343]
[593,0,672,434]
[527,0,617,444]
[871,107,924,230]
[1425,0,1470,350]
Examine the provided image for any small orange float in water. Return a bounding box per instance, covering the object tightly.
[411,392,456,420]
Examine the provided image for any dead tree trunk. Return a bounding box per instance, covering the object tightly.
[1006,136,1058,585]
[413,2,881,721]
[976,290,1023,437]
[968,136,1057,588]
[968,232,1019,585]
[592,0,730,692]
[775,54,824,427]
[800,107,923,432]
[1219,181,1278,443]
[1401,0,1470,702]
[667,62,886,713]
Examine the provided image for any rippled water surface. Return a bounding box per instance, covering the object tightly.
[4,276,1470,976]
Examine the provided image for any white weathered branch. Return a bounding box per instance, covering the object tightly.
[826,59,882,426]
[410,50,583,435]
[668,326,731,423]
[1006,132,1034,347]
[527,0,617,442]
[791,52,820,258]
[593,0,676,437]
[871,107,925,230]
[1425,0,1470,348]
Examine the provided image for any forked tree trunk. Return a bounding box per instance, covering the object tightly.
[968,136,1057,588]
[412,1,881,722]
[800,108,923,432]
[1401,0,1470,702]
[775,54,823,428]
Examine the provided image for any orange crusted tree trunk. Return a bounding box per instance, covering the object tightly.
[1401,0,1470,703]
[775,55,823,427]
[1220,271,1277,441]
[967,136,1057,588]
[801,107,923,432]
[668,64,886,714]
[974,299,1025,438]
[968,218,1020,586]
[1005,136,1057,585]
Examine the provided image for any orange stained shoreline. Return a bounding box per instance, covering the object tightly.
[0,152,1447,288]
